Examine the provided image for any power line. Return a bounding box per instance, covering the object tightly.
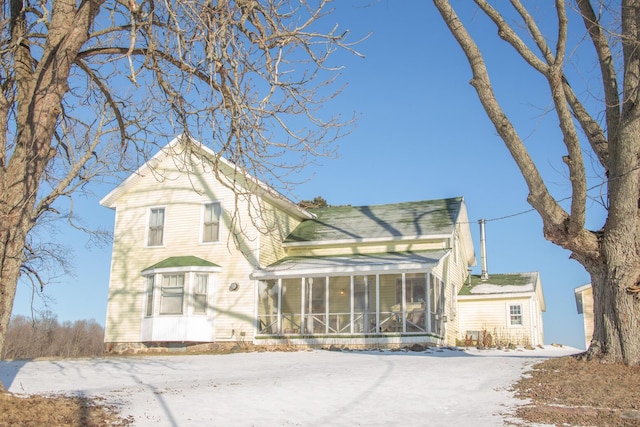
[465,181,607,224]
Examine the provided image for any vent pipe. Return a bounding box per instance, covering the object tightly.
[479,219,489,281]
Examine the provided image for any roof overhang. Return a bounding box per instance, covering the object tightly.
[457,292,536,301]
[251,250,449,280]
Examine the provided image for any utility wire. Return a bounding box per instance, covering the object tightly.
[466,181,607,224]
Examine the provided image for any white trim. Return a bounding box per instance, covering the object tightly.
[253,264,437,279]
[255,195,262,269]
[457,292,535,301]
[574,283,592,293]
[529,298,537,345]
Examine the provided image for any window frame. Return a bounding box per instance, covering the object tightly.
[147,207,166,247]
[145,275,155,317]
[395,276,426,304]
[193,274,208,314]
[508,303,523,327]
[142,266,220,318]
[201,202,222,243]
[160,274,185,315]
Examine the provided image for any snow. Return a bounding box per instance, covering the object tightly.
[0,346,580,426]
[469,283,535,294]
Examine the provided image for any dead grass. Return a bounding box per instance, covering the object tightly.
[0,393,133,427]
[512,355,640,426]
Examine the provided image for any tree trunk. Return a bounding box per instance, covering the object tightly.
[584,110,640,365]
[0,192,35,375]
[0,0,100,383]
[586,259,640,365]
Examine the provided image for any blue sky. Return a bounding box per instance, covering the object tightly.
[11,1,601,350]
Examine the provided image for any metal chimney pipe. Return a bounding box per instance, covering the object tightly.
[479,219,489,280]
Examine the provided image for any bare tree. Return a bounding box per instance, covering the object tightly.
[0,0,361,376]
[433,0,640,364]
[2,313,105,360]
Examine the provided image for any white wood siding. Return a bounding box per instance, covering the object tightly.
[457,296,540,347]
[105,154,262,342]
[259,201,303,267]
[578,286,594,349]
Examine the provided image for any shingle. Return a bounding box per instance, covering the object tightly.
[285,197,463,243]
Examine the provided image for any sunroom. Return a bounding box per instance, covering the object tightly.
[252,251,450,346]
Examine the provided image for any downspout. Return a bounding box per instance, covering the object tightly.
[253,195,262,344]
[479,219,489,281]
[529,298,536,346]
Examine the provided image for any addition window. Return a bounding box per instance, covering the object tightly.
[145,275,155,317]
[148,208,165,246]
[509,304,523,326]
[203,202,221,242]
[193,274,208,314]
[160,274,184,314]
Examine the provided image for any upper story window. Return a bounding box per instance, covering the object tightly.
[148,208,165,246]
[509,304,523,326]
[202,202,221,243]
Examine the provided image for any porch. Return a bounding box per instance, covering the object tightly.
[253,251,449,345]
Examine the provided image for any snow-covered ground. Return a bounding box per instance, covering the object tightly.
[0,346,579,426]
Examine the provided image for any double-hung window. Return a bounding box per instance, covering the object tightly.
[193,274,208,314]
[509,304,523,326]
[145,276,155,317]
[160,274,185,314]
[148,208,165,246]
[203,202,221,243]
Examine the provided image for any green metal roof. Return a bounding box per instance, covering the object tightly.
[285,197,463,243]
[253,250,448,279]
[458,273,538,296]
[142,256,220,272]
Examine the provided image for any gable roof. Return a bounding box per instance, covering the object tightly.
[284,197,464,245]
[100,135,314,220]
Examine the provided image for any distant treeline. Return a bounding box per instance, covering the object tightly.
[2,313,104,360]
